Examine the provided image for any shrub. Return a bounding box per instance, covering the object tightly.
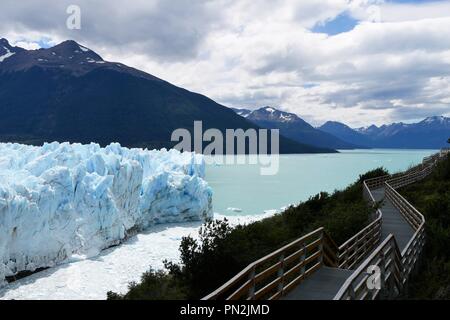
[401,155,450,299]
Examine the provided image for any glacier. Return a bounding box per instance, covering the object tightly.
[0,142,213,285]
[0,212,278,300]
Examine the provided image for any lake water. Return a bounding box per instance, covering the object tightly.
[0,149,437,300]
[206,149,438,216]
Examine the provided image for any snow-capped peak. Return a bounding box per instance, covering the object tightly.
[237,110,250,117]
[52,40,100,58]
[422,115,448,125]
[356,124,379,135]
[247,106,302,123]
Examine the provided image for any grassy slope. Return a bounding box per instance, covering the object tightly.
[108,168,386,300]
[400,155,450,299]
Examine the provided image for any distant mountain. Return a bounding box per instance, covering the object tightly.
[357,116,450,149]
[0,38,25,62]
[321,116,450,149]
[319,121,373,148]
[0,39,334,154]
[231,108,252,118]
[356,125,382,137]
[232,107,362,149]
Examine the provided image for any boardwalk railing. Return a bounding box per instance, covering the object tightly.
[337,214,382,270]
[334,153,446,300]
[202,227,338,300]
[204,150,448,300]
[323,177,385,270]
[385,184,425,283]
[440,148,450,158]
[334,235,404,300]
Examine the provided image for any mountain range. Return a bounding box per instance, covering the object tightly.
[232,107,449,150]
[320,116,450,149]
[1,38,448,153]
[231,107,362,150]
[0,39,333,154]
[232,106,449,150]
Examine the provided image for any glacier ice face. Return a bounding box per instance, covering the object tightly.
[0,142,212,285]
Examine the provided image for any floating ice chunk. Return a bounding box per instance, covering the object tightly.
[0,142,212,285]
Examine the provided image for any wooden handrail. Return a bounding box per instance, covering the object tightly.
[337,179,383,269]
[337,214,382,269]
[334,235,404,300]
[202,227,332,300]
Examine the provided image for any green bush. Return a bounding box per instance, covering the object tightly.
[401,155,450,299]
[107,268,187,300]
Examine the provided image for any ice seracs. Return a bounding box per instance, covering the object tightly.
[0,142,213,285]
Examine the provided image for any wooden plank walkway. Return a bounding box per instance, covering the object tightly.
[283,267,353,300]
[283,185,414,300]
[372,187,414,252]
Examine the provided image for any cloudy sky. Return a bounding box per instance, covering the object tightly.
[1,0,450,127]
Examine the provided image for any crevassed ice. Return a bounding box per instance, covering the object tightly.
[0,142,213,285]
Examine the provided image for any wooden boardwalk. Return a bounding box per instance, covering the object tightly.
[204,150,449,301]
[283,267,353,300]
[283,185,414,300]
[373,187,414,252]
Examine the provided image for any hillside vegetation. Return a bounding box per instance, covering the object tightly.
[401,154,450,299]
[107,168,386,300]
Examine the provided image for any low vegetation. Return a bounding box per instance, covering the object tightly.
[107,157,450,300]
[401,154,450,299]
[107,168,386,300]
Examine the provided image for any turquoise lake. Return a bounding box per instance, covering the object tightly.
[0,148,439,300]
[205,149,438,217]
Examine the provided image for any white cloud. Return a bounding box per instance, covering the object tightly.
[379,1,450,22]
[1,0,450,126]
[11,41,40,50]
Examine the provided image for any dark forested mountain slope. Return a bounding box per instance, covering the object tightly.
[0,39,334,154]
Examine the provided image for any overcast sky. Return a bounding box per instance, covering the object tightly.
[1,0,450,127]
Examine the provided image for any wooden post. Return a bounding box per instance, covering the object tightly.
[319,230,324,265]
[343,244,349,269]
[300,244,306,276]
[349,283,356,300]
[378,249,388,299]
[277,253,285,295]
[388,247,399,299]
[248,266,256,300]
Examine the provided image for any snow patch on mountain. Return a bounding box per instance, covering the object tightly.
[245,107,301,123]
[0,142,212,285]
[78,45,89,53]
[422,116,449,125]
[0,47,15,62]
